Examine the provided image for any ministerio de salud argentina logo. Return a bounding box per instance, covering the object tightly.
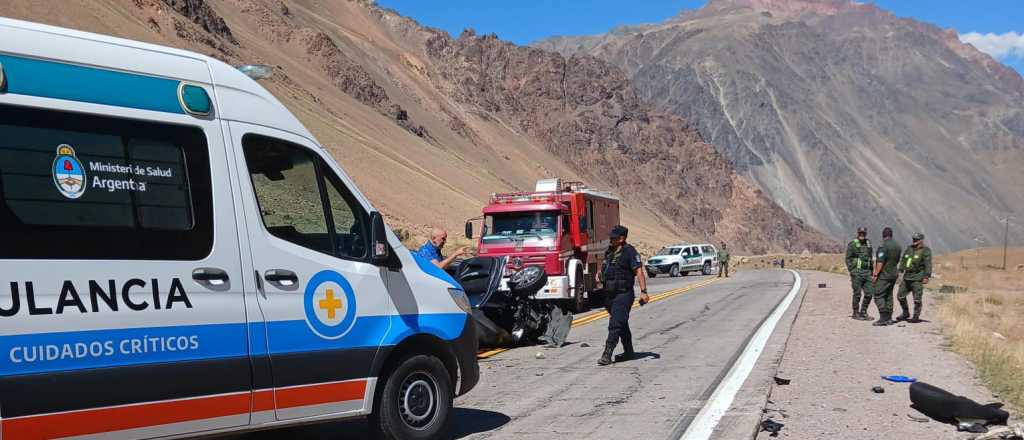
[303,270,358,340]
[52,144,86,199]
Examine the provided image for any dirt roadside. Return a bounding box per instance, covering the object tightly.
[754,271,1019,439]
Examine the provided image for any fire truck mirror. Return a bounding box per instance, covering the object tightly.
[465,221,474,239]
[579,216,587,234]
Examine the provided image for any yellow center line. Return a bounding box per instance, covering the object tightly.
[477,277,722,359]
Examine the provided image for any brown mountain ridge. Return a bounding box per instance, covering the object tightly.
[536,0,1024,252]
[0,0,839,254]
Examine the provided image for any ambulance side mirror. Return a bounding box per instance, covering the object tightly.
[370,212,390,266]
[465,221,474,240]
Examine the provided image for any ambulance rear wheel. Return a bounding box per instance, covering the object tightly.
[371,354,453,440]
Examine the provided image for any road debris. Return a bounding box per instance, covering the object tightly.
[909,382,1009,429]
[973,424,1024,440]
[773,376,791,385]
[872,386,886,393]
[580,342,591,348]
[882,375,917,383]
[908,414,930,423]
[960,419,990,433]
[535,352,545,359]
[760,418,784,437]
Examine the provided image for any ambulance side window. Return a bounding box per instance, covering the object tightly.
[242,134,368,261]
[0,104,213,260]
[322,169,368,260]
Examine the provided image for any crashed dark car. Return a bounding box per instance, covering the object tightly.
[447,256,559,347]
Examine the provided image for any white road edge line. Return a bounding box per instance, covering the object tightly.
[678,270,803,440]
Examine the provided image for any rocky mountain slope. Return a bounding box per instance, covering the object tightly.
[537,0,1024,252]
[0,0,838,253]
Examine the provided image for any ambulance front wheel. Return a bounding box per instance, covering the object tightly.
[371,354,453,440]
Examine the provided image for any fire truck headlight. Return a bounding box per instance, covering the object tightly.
[448,288,472,313]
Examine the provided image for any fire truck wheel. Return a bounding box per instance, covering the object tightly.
[669,264,680,277]
[571,266,588,313]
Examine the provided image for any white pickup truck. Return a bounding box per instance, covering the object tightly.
[644,243,719,277]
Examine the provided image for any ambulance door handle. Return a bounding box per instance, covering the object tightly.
[192,267,230,286]
[264,269,298,287]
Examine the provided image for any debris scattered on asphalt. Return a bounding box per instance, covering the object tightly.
[882,375,917,383]
[973,424,1024,440]
[535,373,544,376]
[580,342,591,348]
[959,419,990,434]
[909,382,1009,429]
[833,407,847,413]
[773,376,792,385]
[992,332,1007,340]
[817,283,827,288]
[760,418,785,437]
[908,414,930,423]
[872,386,886,393]
[535,352,545,359]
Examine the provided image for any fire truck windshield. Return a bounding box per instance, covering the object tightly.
[482,211,559,243]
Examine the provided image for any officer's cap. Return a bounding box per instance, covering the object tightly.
[857,227,867,234]
[912,232,924,241]
[609,225,628,238]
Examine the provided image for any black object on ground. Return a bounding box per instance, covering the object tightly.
[817,283,827,288]
[773,376,791,386]
[909,382,1009,427]
[872,386,885,393]
[760,419,784,437]
[580,342,590,348]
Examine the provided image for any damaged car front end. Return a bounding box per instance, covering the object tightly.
[448,256,557,347]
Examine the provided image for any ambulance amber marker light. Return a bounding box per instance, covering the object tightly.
[237,64,274,80]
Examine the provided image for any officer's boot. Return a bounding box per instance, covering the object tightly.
[876,311,892,325]
[615,339,636,362]
[597,344,614,366]
[909,301,922,323]
[857,301,873,321]
[896,298,911,322]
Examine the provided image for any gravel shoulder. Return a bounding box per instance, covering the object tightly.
[755,271,1017,440]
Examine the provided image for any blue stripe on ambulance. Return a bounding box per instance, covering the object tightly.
[0,53,186,114]
[0,313,466,377]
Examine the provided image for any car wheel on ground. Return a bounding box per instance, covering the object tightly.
[702,261,712,275]
[370,354,453,440]
[669,264,680,277]
[509,265,546,296]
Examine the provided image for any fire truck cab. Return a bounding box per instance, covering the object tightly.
[467,179,619,312]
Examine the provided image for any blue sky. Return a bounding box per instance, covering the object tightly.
[377,0,1024,73]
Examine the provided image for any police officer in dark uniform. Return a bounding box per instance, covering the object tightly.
[595,225,649,366]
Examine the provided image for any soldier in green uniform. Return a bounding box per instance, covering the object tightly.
[896,233,932,323]
[845,227,874,320]
[871,227,902,326]
[718,243,731,278]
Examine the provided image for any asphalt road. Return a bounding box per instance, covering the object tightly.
[235,269,796,440]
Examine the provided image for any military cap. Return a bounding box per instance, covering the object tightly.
[609,225,629,238]
[912,232,924,241]
[857,227,867,234]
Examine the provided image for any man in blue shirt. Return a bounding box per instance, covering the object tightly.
[416,227,467,269]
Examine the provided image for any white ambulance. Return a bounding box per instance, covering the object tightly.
[0,17,479,440]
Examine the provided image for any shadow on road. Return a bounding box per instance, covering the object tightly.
[617,351,660,364]
[231,407,510,439]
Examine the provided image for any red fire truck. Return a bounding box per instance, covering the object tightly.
[465,179,620,312]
